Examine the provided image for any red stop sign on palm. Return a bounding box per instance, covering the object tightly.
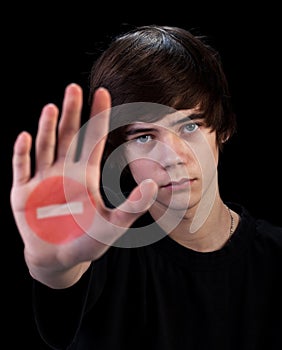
[25,176,96,244]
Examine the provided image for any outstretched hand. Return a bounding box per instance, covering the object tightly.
[10,83,157,288]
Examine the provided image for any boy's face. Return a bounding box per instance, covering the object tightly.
[123,108,219,216]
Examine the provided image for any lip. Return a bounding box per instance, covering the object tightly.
[161,178,194,190]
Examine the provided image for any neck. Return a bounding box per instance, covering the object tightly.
[151,197,239,252]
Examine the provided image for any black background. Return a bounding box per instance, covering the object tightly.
[2,3,281,348]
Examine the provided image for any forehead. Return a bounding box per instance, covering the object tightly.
[109,102,204,133]
[128,107,203,128]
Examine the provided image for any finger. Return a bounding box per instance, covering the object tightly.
[12,131,32,186]
[112,179,158,228]
[35,104,59,172]
[57,84,83,160]
[80,87,111,168]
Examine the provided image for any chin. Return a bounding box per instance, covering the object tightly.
[154,199,191,213]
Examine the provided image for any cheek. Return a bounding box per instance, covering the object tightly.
[129,160,159,183]
[191,133,219,168]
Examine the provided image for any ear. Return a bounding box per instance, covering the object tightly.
[220,132,230,144]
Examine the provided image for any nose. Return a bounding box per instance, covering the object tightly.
[156,133,186,168]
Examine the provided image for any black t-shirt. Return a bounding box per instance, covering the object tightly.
[33,204,282,350]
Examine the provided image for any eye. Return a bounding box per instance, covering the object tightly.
[135,135,152,144]
[183,123,199,133]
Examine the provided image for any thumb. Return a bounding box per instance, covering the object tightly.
[113,179,158,228]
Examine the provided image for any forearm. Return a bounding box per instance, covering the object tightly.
[32,262,95,349]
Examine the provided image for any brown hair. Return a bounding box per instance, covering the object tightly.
[88,25,237,200]
[89,25,236,148]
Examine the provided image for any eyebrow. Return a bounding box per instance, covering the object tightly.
[125,127,157,136]
[125,113,205,136]
[169,113,205,127]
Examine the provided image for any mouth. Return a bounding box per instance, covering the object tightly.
[161,178,194,190]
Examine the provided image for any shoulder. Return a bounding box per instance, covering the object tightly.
[255,218,282,248]
[256,218,282,234]
[229,202,282,249]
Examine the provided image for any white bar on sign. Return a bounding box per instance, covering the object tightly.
[36,202,83,219]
